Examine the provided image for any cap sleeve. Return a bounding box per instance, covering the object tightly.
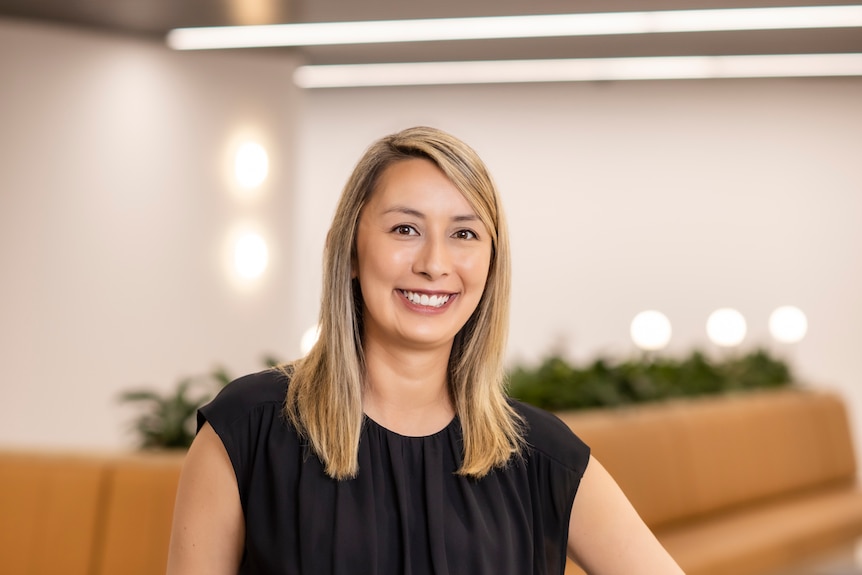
[197,368,290,504]
[510,399,591,528]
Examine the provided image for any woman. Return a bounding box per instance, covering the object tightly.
[167,126,684,574]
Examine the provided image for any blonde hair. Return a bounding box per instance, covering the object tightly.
[284,126,523,479]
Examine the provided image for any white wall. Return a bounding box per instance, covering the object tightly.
[293,80,862,454]
[2,16,861,456]
[0,19,302,448]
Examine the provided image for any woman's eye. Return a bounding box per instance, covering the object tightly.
[454,229,478,240]
[393,225,418,236]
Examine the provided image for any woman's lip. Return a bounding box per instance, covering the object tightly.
[398,288,454,296]
[397,289,457,311]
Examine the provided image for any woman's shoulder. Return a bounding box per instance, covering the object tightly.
[509,398,591,475]
[198,367,290,430]
[218,367,290,404]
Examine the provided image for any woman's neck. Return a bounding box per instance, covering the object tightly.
[361,340,455,436]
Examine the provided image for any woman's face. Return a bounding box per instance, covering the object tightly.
[354,158,492,353]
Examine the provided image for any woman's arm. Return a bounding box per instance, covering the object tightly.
[567,456,685,575]
[166,422,245,575]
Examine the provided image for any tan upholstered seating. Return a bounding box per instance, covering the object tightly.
[1,389,857,575]
[557,388,862,575]
[0,449,183,575]
[0,451,109,575]
[93,452,184,575]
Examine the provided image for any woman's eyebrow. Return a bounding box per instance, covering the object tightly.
[384,205,424,218]
[383,206,480,222]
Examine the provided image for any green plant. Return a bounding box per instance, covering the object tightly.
[506,347,793,412]
[119,356,283,449]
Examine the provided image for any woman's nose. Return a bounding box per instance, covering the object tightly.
[413,236,451,280]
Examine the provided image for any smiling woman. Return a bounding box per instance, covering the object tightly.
[288,126,517,480]
[166,126,685,575]
[354,158,492,365]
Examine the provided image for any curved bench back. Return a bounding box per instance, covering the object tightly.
[93,452,184,575]
[0,451,109,575]
[557,389,856,529]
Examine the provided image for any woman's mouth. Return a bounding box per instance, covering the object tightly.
[399,290,452,308]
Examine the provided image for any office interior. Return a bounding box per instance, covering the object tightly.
[0,2,861,572]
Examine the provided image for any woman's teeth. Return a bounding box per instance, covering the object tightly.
[402,290,450,308]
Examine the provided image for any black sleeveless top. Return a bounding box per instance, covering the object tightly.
[198,369,590,575]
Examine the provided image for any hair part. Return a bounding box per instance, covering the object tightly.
[284,126,523,480]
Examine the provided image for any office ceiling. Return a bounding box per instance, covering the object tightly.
[0,0,860,64]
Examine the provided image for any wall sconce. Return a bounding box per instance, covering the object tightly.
[706,308,747,347]
[630,310,672,351]
[300,324,321,356]
[769,305,808,344]
[233,232,269,279]
[234,141,269,189]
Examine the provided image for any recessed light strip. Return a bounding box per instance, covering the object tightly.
[293,54,862,88]
[167,5,862,50]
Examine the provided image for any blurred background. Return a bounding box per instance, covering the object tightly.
[0,1,860,461]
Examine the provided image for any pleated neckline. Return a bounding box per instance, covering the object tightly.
[362,414,460,440]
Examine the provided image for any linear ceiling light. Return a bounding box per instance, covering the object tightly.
[293,53,862,88]
[167,5,862,50]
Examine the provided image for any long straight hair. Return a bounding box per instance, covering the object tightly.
[284,126,523,480]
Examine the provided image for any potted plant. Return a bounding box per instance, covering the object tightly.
[506,347,792,412]
[119,356,282,449]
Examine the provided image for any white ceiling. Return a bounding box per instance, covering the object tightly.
[0,0,860,64]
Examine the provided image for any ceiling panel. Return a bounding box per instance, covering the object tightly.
[0,0,860,64]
